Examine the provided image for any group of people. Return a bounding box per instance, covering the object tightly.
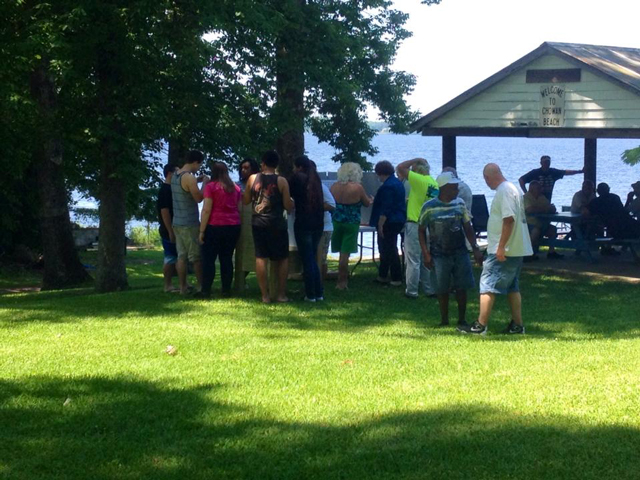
[156,149,542,336]
[155,147,638,334]
[518,155,640,259]
[157,150,243,298]
[158,150,343,303]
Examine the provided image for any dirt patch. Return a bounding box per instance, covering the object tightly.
[523,250,640,284]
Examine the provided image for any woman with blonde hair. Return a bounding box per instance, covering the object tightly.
[329,162,372,289]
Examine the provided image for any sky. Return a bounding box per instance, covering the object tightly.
[390,0,640,118]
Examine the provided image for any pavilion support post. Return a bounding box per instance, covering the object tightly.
[442,136,457,170]
[584,138,597,185]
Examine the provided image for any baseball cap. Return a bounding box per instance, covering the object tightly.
[436,171,461,188]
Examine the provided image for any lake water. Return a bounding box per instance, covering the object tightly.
[305,133,640,208]
[75,133,640,236]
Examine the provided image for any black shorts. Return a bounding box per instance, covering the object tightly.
[252,226,289,260]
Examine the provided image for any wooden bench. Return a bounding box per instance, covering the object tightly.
[538,236,640,263]
[594,237,640,263]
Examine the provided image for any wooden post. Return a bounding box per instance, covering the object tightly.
[443,136,457,170]
[584,138,597,185]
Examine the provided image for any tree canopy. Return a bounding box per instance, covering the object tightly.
[1,0,437,290]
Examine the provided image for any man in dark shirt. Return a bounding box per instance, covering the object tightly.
[157,164,178,292]
[584,183,640,240]
[370,161,407,286]
[519,155,583,201]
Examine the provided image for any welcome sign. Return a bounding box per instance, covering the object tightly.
[540,85,566,127]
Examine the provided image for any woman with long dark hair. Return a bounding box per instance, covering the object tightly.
[197,161,242,298]
[290,155,325,301]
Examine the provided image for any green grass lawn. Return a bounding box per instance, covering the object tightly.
[1,250,639,479]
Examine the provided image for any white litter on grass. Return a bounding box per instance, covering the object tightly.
[63,397,72,407]
[165,345,178,356]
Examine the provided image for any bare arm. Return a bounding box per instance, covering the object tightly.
[243,174,255,205]
[396,159,415,181]
[199,197,213,244]
[525,204,551,214]
[279,177,294,213]
[330,183,338,200]
[463,221,483,265]
[183,173,206,203]
[525,197,555,214]
[564,168,584,176]
[519,177,527,194]
[360,185,373,207]
[496,216,515,261]
[160,209,174,242]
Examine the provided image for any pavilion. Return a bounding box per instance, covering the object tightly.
[410,42,640,184]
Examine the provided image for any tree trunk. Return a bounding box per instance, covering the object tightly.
[30,61,92,289]
[275,21,305,178]
[168,137,189,167]
[95,152,128,292]
[93,31,130,293]
[276,120,304,179]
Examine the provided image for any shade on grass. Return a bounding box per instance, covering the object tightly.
[1,250,639,479]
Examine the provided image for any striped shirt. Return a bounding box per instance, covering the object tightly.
[171,172,199,227]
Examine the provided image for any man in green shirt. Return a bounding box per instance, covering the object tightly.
[396,158,439,298]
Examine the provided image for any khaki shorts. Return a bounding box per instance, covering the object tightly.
[174,226,201,262]
[318,231,332,265]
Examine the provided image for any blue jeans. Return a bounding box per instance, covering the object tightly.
[479,254,523,295]
[432,251,475,294]
[294,228,324,299]
[161,237,178,265]
[404,222,434,296]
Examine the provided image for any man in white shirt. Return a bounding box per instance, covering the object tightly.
[458,163,533,335]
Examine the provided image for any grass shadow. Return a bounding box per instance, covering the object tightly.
[1,375,638,479]
[2,252,639,340]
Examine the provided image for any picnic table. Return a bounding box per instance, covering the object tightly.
[534,212,640,263]
[534,212,596,262]
[350,225,378,275]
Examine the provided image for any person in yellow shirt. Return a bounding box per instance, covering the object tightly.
[396,158,439,298]
[524,181,563,260]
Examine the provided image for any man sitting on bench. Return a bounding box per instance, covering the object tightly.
[524,181,563,260]
[583,183,640,254]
